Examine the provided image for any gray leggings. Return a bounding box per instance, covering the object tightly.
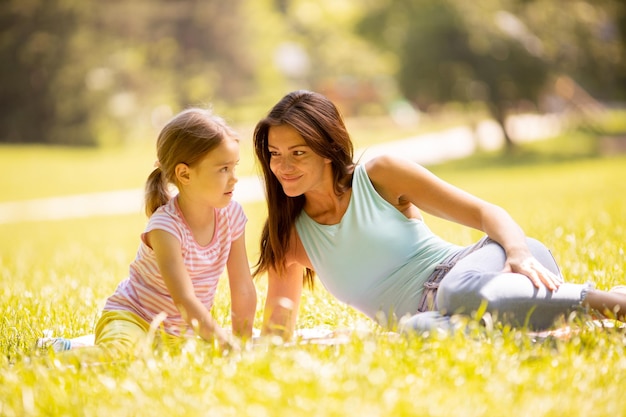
[402,237,592,333]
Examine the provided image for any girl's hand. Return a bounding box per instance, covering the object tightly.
[214,327,241,353]
[503,251,563,291]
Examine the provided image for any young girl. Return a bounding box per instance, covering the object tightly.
[40,108,257,354]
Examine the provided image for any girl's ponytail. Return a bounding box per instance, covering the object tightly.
[144,167,169,217]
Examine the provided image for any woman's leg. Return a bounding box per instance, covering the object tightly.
[399,311,455,334]
[583,290,626,320]
[436,238,592,330]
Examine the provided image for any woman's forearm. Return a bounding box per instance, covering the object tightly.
[231,287,257,338]
[480,203,529,254]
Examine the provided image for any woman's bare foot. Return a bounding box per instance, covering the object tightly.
[584,287,626,321]
[609,285,626,296]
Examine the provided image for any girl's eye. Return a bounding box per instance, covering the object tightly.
[293,150,305,156]
[269,151,279,157]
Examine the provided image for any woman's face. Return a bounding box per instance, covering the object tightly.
[267,124,331,197]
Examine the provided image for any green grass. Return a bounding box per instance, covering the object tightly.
[0,140,256,204]
[0,114,469,203]
[1,127,626,416]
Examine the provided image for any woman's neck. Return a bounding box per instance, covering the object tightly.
[303,188,351,225]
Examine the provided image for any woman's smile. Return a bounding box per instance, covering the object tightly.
[279,174,303,182]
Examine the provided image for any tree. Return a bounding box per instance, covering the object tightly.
[357,0,551,150]
[0,1,95,144]
[0,0,253,145]
[357,0,625,149]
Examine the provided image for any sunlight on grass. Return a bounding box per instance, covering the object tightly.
[1,139,625,416]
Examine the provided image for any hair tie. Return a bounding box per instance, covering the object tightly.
[154,160,161,169]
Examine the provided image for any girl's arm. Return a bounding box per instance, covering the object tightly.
[366,155,563,291]
[148,229,233,347]
[225,232,257,339]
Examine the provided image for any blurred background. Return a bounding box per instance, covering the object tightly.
[2,0,624,149]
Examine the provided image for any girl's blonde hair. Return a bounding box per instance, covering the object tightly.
[144,108,238,217]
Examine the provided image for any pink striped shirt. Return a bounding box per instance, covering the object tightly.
[103,196,247,336]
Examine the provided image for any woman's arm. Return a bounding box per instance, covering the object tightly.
[262,261,304,340]
[226,232,257,339]
[149,229,233,347]
[366,155,562,290]
[474,203,563,291]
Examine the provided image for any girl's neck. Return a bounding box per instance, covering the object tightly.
[175,194,216,246]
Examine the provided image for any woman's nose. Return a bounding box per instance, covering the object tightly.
[279,155,294,170]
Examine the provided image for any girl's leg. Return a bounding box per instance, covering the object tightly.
[35,311,150,364]
[436,238,592,330]
[35,311,146,356]
[94,310,152,356]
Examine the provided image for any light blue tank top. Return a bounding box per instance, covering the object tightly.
[295,164,461,322]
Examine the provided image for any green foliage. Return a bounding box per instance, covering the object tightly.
[357,0,626,148]
[358,0,548,107]
[1,0,257,146]
[2,0,624,147]
[1,0,93,145]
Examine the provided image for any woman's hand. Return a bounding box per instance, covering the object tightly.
[503,250,563,291]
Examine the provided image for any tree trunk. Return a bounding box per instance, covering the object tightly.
[489,103,515,153]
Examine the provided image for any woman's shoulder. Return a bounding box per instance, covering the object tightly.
[364,154,412,172]
[365,154,428,180]
[363,154,410,183]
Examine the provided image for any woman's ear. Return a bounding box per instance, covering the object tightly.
[175,163,191,185]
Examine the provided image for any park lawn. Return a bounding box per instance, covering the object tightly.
[1,146,625,415]
[0,114,467,203]
[0,140,255,203]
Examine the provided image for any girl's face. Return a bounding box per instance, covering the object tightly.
[267,124,331,197]
[185,137,240,208]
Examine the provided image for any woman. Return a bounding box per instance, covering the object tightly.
[252,90,626,338]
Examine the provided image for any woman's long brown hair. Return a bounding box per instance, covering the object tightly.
[252,90,355,287]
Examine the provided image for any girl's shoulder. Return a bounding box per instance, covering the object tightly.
[219,199,246,222]
[149,198,181,223]
[217,200,247,240]
[145,199,185,236]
